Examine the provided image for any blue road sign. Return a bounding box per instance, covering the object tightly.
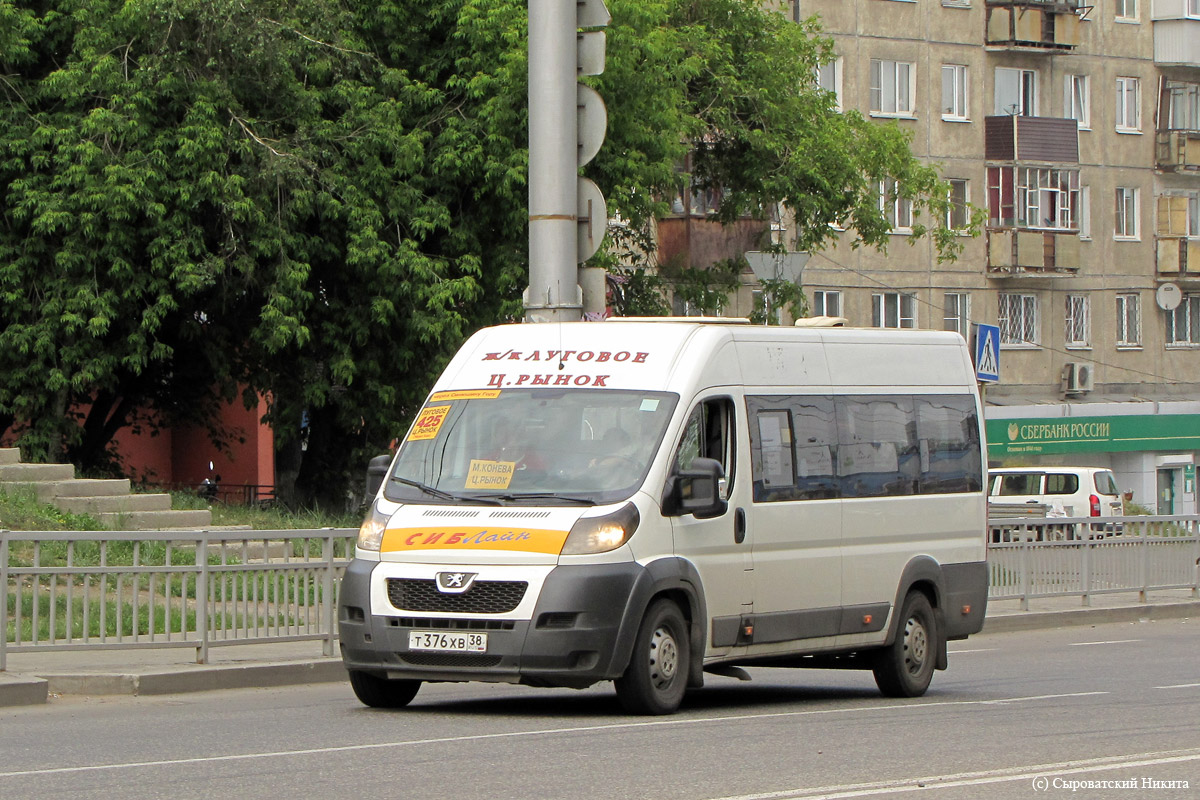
[974,323,1000,383]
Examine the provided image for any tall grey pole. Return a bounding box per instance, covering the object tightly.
[526,0,582,323]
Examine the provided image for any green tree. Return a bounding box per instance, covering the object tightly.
[0,0,976,508]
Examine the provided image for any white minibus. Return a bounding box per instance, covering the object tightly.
[339,319,989,714]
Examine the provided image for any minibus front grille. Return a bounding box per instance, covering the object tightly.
[399,653,504,668]
[386,578,528,614]
[389,617,516,631]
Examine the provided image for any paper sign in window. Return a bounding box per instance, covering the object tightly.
[466,459,516,490]
[408,405,451,441]
[757,410,795,487]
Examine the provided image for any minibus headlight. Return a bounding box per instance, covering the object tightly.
[561,503,640,556]
[357,505,391,551]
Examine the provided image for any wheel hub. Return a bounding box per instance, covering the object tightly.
[903,617,928,674]
[649,626,679,687]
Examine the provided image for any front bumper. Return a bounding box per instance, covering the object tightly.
[338,558,646,688]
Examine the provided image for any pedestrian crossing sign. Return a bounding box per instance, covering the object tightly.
[973,323,1000,383]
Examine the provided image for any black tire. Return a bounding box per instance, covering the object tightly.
[614,599,690,715]
[873,592,937,698]
[347,670,421,709]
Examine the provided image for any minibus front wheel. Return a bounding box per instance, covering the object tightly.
[348,670,422,709]
[614,598,690,715]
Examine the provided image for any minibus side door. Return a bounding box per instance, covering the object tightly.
[666,394,752,658]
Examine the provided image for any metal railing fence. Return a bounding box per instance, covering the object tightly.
[987,515,1200,610]
[2,528,356,671]
[6,518,1199,668]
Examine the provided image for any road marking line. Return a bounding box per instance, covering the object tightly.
[1155,682,1200,689]
[0,691,1112,781]
[947,648,995,654]
[1068,639,1140,646]
[705,749,1200,800]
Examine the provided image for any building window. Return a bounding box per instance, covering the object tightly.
[879,180,914,231]
[1065,294,1090,347]
[870,59,915,116]
[1157,194,1200,238]
[987,167,1079,230]
[817,57,844,111]
[1115,187,1139,239]
[1164,82,1200,130]
[1115,77,1141,131]
[946,179,970,230]
[1065,74,1090,129]
[1115,0,1138,21]
[872,292,917,329]
[999,293,1038,345]
[995,67,1037,116]
[1116,293,1141,347]
[1078,186,1092,239]
[944,292,970,337]
[1166,295,1200,346]
[942,65,968,120]
[1190,0,1199,18]
[811,290,842,318]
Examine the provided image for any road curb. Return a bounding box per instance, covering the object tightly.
[37,659,348,698]
[0,672,49,707]
[982,601,1200,634]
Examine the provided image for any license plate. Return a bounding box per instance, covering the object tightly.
[408,630,488,653]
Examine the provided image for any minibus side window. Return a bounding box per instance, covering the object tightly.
[837,395,917,498]
[746,395,838,502]
[673,398,735,499]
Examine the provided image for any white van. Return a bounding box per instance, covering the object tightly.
[988,466,1123,534]
[339,319,989,714]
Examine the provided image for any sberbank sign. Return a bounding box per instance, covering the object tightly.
[986,414,1200,457]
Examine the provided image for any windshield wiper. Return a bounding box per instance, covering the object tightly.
[481,492,597,506]
[389,477,501,505]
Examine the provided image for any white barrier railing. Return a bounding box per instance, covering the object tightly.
[6,519,1199,668]
[987,515,1200,610]
[1,528,356,671]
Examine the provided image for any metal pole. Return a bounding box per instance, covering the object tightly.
[322,532,335,657]
[197,538,209,664]
[1,531,8,672]
[527,0,582,322]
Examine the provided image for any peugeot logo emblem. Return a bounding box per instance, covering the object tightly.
[435,572,477,594]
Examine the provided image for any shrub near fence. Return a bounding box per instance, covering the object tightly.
[2,529,357,670]
[987,515,1200,610]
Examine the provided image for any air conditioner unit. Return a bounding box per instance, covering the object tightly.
[1063,362,1094,394]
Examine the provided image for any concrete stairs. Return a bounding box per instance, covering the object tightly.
[0,447,212,530]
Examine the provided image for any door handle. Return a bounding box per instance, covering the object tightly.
[734,507,747,544]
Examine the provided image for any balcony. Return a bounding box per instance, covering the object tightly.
[1156,130,1200,172]
[986,2,1082,51]
[1152,2,1200,67]
[988,229,1081,277]
[1157,237,1200,283]
[985,116,1080,162]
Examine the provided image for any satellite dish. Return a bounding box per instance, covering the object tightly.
[1156,283,1182,311]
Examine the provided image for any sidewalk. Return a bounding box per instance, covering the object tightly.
[3,590,1197,708]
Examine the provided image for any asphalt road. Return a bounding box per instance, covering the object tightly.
[1,619,1197,800]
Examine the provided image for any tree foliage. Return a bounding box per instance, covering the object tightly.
[0,0,975,507]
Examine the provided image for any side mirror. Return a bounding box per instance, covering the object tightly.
[366,454,392,498]
[676,457,727,519]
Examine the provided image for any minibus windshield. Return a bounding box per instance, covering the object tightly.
[385,389,679,505]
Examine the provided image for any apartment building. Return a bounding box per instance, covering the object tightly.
[657,1,1199,511]
[789,0,1200,512]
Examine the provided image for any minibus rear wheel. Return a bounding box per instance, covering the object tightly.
[348,670,421,709]
[872,591,936,698]
[614,599,690,715]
